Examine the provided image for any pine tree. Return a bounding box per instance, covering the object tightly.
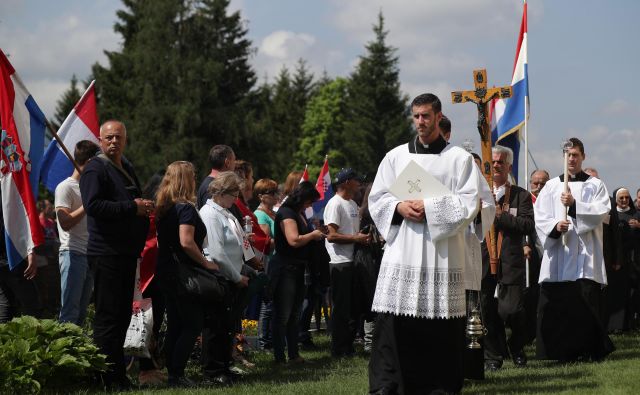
[345,12,411,176]
[92,0,257,181]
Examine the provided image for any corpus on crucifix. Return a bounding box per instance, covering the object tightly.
[451,69,512,274]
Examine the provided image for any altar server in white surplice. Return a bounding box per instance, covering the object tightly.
[367,93,485,395]
[534,137,614,362]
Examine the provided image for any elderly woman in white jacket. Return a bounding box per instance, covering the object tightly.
[199,171,254,385]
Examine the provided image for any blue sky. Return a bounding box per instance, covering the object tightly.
[1,0,638,191]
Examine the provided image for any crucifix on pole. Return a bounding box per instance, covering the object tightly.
[451,69,512,274]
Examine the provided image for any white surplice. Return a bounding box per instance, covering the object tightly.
[368,144,483,319]
[534,175,610,285]
[464,175,495,291]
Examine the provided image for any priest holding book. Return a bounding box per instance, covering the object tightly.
[368,93,487,394]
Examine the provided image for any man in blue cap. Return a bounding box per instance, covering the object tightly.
[324,168,371,357]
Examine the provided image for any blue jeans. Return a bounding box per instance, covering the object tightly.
[58,250,93,325]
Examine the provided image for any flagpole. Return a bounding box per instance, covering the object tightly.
[523,0,529,191]
[43,119,81,173]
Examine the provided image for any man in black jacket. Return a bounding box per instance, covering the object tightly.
[481,145,535,370]
[80,120,152,390]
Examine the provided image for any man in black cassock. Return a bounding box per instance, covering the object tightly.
[367,94,485,394]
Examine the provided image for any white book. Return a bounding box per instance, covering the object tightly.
[390,160,451,200]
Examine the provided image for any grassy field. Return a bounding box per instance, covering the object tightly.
[72,331,640,395]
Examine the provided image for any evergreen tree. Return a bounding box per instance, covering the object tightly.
[239,79,274,178]
[345,12,411,176]
[92,0,257,181]
[268,67,295,179]
[52,75,82,129]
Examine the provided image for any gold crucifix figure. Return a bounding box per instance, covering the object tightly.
[451,69,512,275]
[451,69,512,185]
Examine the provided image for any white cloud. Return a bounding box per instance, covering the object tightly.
[260,31,316,60]
[253,30,347,82]
[0,10,118,118]
[524,125,640,190]
[330,0,526,47]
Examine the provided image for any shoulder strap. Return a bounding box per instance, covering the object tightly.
[96,153,137,188]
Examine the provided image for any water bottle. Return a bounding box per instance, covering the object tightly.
[244,215,252,234]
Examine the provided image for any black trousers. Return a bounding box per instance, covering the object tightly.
[480,275,508,362]
[90,255,137,386]
[201,279,236,376]
[481,276,528,362]
[330,261,357,356]
[369,313,465,395]
[163,286,204,378]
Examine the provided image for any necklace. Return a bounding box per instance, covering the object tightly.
[258,204,275,219]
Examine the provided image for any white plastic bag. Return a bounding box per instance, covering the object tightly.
[124,260,154,358]
[124,298,153,358]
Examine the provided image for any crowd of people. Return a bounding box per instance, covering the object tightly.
[0,92,638,394]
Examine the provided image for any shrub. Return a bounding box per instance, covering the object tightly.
[0,316,107,393]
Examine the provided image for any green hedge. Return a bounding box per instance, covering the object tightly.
[0,316,107,393]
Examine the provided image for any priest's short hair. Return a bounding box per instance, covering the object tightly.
[410,93,441,113]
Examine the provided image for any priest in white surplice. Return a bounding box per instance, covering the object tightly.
[367,94,485,395]
[533,137,614,362]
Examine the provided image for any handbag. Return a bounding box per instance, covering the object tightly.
[171,247,225,303]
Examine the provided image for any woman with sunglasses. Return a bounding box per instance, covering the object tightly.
[253,178,279,350]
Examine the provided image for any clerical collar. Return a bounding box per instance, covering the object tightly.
[408,135,448,154]
[559,171,590,182]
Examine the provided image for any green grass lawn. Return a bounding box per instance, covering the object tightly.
[77,331,640,395]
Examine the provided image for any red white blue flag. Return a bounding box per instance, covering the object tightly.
[491,0,529,183]
[41,80,100,192]
[0,49,45,270]
[312,156,334,218]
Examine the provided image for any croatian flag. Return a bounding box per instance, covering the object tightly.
[491,0,528,183]
[312,156,333,218]
[299,164,309,183]
[41,80,99,192]
[0,49,45,270]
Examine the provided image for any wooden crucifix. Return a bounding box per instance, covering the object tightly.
[451,69,512,275]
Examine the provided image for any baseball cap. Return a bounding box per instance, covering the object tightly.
[334,168,365,185]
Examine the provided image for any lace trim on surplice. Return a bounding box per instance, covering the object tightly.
[372,264,465,319]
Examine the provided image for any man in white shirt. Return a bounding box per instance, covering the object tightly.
[55,140,100,325]
[324,168,370,357]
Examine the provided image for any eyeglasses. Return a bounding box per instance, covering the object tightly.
[261,190,278,196]
[619,196,630,200]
